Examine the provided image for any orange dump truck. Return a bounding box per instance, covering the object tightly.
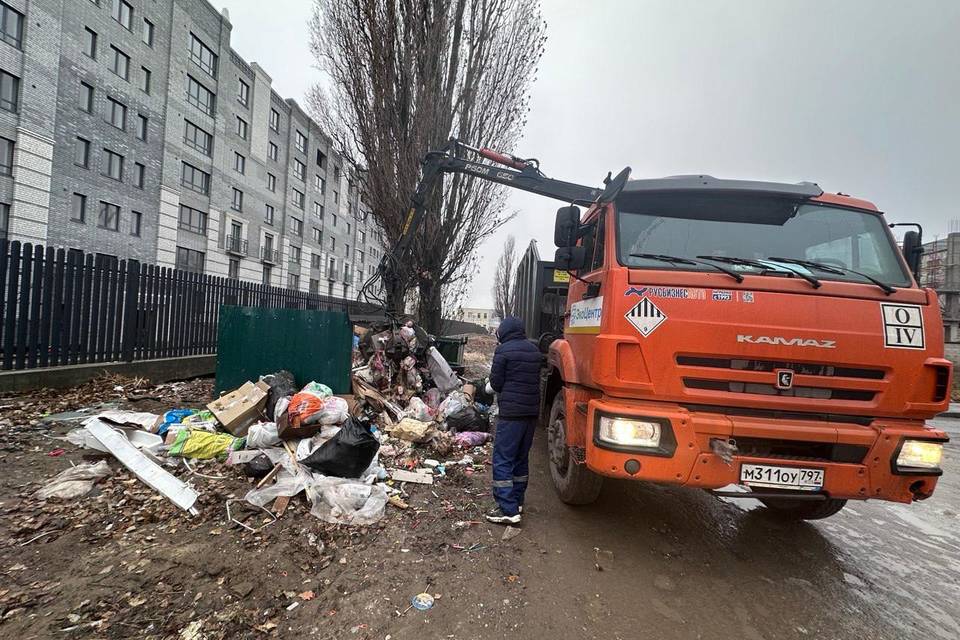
[541,176,950,519]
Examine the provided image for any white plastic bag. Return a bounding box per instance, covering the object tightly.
[309,478,388,525]
[404,397,432,422]
[246,422,281,448]
[426,346,459,393]
[438,390,470,420]
[34,460,112,500]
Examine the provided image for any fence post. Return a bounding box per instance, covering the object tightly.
[121,259,141,362]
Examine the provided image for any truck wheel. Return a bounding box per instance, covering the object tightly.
[757,496,847,520]
[547,390,603,505]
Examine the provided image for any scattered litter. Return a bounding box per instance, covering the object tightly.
[594,547,614,571]
[226,498,277,533]
[411,592,435,611]
[502,526,522,541]
[389,469,434,485]
[34,460,112,500]
[45,448,66,457]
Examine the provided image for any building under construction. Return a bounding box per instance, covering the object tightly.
[920,230,960,343]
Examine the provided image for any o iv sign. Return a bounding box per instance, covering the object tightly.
[881,303,925,349]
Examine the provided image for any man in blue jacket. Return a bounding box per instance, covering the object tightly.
[485,316,542,525]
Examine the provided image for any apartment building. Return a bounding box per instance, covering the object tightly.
[0,0,384,298]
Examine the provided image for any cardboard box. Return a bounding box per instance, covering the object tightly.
[207,381,269,437]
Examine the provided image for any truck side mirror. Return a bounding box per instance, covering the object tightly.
[554,206,581,247]
[554,246,586,271]
[902,230,922,279]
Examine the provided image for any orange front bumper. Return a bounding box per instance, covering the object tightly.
[582,397,947,503]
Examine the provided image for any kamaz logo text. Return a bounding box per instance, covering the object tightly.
[737,335,837,348]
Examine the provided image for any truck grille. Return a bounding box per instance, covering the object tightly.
[734,437,868,464]
[676,356,884,380]
[682,378,876,402]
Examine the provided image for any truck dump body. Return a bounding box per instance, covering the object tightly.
[545,177,950,512]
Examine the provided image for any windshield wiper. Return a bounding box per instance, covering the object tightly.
[630,253,744,283]
[767,256,896,295]
[695,255,822,289]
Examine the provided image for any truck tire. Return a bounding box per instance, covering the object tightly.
[547,390,603,505]
[757,496,847,520]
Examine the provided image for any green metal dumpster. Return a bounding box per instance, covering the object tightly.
[215,306,352,395]
[435,335,468,368]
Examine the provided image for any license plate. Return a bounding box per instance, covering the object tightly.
[740,464,824,490]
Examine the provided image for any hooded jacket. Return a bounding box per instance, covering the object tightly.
[489,316,542,419]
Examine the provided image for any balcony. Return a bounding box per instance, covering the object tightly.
[260,247,280,264]
[225,235,248,256]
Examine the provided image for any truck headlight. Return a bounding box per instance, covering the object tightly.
[896,440,944,470]
[597,416,661,448]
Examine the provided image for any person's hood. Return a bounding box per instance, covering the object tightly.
[497,316,526,343]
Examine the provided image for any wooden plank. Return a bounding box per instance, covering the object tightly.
[14,243,33,370]
[27,245,44,369]
[89,254,103,362]
[77,253,94,364]
[49,248,65,366]
[38,246,55,368]
[388,469,434,485]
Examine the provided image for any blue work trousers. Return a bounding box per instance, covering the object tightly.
[492,417,537,516]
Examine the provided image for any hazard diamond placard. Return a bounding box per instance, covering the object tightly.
[625,297,666,337]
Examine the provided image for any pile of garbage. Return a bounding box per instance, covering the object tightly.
[34,323,496,530]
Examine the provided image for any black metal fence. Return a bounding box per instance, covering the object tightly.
[0,239,380,371]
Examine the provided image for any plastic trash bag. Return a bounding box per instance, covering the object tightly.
[301,417,379,478]
[424,388,443,410]
[390,417,436,443]
[168,430,245,460]
[300,381,333,398]
[246,422,281,448]
[446,406,490,433]
[243,453,275,478]
[34,460,112,500]
[289,389,347,427]
[157,409,196,436]
[261,370,297,420]
[454,431,490,447]
[309,479,387,526]
[438,390,470,420]
[303,396,349,426]
[426,347,459,393]
[404,397,433,422]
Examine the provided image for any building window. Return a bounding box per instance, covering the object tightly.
[288,274,299,289]
[79,81,94,112]
[327,281,333,295]
[264,204,274,225]
[189,33,218,78]
[102,148,124,181]
[134,162,145,188]
[98,201,120,231]
[84,27,97,58]
[0,136,11,175]
[238,79,249,107]
[236,116,247,139]
[267,173,276,192]
[110,46,130,80]
[313,202,323,219]
[329,237,335,251]
[309,278,319,294]
[294,159,305,181]
[311,253,322,269]
[136,114,148,141]
[107,97,126,129]
[184,120,213,155]
[291,217,303,236]
[234,152,245,174]
[142,18,154,46]
[141,67,151,94]
[181,162,210,194]
[232,188,243,211]
[186,75,215,116]
[0,70,19,112]
[345,243,350,257]
[312,227,321,243]
[175,246,205,274]
[358,250,364,264]
[315,175,324,192]
[112,0,133,30]
[269,108,279,132]
[178,204,207,234]
[328,256,335,277]
[268,142,278,161]
[316,150,326,168]
[0,3,23,49]
[333,190,339,204]
[334,165,341,181]
[293,189,304,209]
[71,193,87,222]
[347,222,351,234]
[228,258,239,279]
[130,210,141,236]
[295,130,307,153]
[359,230,366,243]
[331,213,337,227]
[74,137,90,168]
[290,245,301,261]
[262,264,271,285]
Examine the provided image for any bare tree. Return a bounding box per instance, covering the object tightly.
[308,0,545,334]
[492,235,517,320]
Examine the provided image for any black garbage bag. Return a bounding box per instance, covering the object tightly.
[261,370,297,420]
[446,406,490,433]
[471,377,495,406]
[301,417,379,478]
[243,453,274,478]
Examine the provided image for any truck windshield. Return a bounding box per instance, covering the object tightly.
[616,198,911,288]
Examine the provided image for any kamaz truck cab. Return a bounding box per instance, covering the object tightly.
[544,175,950,519]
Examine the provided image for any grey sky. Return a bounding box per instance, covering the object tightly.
[217,0,960,309]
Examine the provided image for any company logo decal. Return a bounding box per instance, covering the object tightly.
[625,297,667,337]
[737,335,837,348]
[740,291,755,303]
[774,369,795,390]
[568,296,603,334]
[625,286,705,300]
[712,290,733,302]
[881,303,924,349]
